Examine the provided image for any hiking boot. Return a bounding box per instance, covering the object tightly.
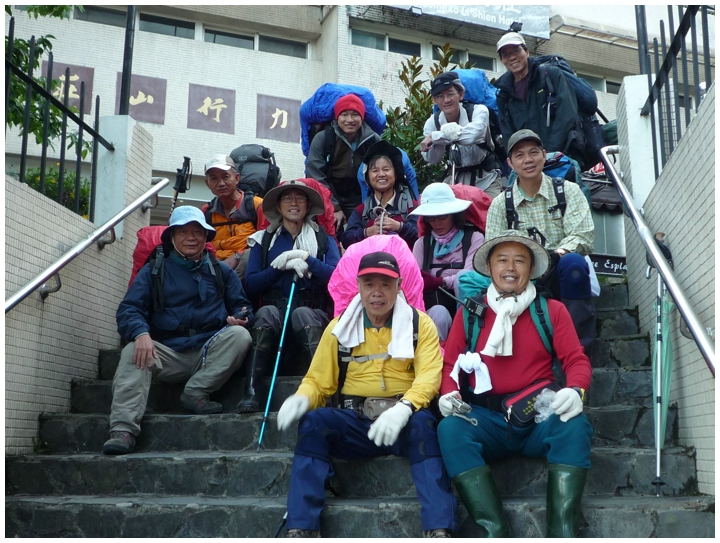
[179,392,223,414]
[103,431,136,455]
[424,529,452,538]
[237,327,275,413]
[286,529,320,538]
[295,324,324,375]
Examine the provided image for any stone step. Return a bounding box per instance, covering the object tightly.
[71,366,658,417]
[596,307,639,338]
[595,283,629,309]
[5,446,698,500]
[5,494,714,538]
[38,405,677,455]
[586,334,650,368]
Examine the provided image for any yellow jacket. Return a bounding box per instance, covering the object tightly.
[296,311,442,411]
[203,194,263,259]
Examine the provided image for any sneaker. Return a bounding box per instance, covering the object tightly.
[423,529,451,538]
[286,529,320,538]
[179,392,223,414]
[103,431,136,455]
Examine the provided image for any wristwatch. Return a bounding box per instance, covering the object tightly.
[233,252,242,260]
[399,399,416,412]
[571,387,586,404]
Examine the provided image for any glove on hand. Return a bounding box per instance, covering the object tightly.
[550,388,584,422]
[286,257,309,278]
[277,394,310,431]
[438,391,461,418]
[271,250,309,270]
[421,270,444,291]
[367,402,413,447]
[440,122,463,141]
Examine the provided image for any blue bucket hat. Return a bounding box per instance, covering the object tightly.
[160,206,216,246]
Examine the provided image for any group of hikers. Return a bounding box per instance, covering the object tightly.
[104,32,600,538]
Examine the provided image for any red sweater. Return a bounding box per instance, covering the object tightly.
[441,298,591,396]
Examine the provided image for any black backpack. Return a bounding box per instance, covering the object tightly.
[229,144,281,197]
[203,191,258,230]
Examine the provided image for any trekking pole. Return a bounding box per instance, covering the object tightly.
[257,274,298,451]
[272,512,288,538]
[168,156,191,219]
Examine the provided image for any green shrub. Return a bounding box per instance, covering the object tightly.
[21,166,90,218]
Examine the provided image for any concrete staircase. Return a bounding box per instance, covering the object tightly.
[5,283,715,537]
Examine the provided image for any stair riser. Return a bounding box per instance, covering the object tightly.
[596,308,639,338]
[595,284,630,309]
[5,497,713,538]
[587,336,650,368]
[6,449,697,499]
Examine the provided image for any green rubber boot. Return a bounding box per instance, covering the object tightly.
[546,463,588,538]
[237,327,276,413]
[453,465,509,538]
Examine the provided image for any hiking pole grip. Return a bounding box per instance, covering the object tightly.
[168,156,191,219]
[257,275,299,451]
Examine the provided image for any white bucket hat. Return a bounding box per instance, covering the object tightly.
[410,183,471,217]
[473,230,549,280]
[160,206,216,245]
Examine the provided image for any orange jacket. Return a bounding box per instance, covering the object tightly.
[201,193,262,259]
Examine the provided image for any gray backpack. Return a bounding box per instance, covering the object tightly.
[229,144,281,197]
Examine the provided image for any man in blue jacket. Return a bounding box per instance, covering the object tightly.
[105,206,254,455]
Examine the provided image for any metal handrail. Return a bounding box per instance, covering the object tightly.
[600,146,715,376]
[5,178,170,314]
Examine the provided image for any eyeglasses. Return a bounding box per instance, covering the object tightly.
[280,194,308,203]
[426,214,450,222]
[434,91,458,101]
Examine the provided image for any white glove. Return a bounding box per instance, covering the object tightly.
[286,257,309,278]
[440,122,463,141]
[438,391,461,418]
[277,394,310,431]
[367,402,413,447]
[550,388,584,422]
[270,250,309,270]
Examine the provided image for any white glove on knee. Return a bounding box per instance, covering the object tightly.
[550,388,584,422]
[438,392,461,418]
[286,257,309,278]
[367,402,413,447]
[271,250,309,270]
[440,122,463,142]
[277,394,310,431]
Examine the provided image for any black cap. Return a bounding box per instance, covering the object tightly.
[358,251,400,278]
[431,72,461,97]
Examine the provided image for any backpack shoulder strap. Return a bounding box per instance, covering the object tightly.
[361,195,375,223]
[433,110,441,131]
[529,294,554,355]
[150,246,165,313]
[422,233,434,271]
[411,307,419,353]
[260,229,274,269]
[207,252,226,299]
[397,186,413,218]
[323,125,336,171]
[315,225,328,261]
[462,101,474,122]
[505,185,519,230]
[463,290,487,353]
[243,191,258,228]
[460,224,475,262]
[548,177,567,217]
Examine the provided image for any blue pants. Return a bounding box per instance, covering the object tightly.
[437,406,593,478]
[287,407,458,532]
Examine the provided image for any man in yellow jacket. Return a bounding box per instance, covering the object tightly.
[277,251,457,538]
[201,154,262,277]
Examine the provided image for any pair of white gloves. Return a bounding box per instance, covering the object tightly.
[277,394,414,447]
[438,388,583,422]
[439,122,463,142]
[270,250,309,278]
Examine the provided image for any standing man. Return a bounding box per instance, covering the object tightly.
[485,129,596,347]
[421,71,504,198]
[306,94,381,231]
[277,252,458,538]
[494,32,586,168]
[105,206,254,455]
[201,154,263,278]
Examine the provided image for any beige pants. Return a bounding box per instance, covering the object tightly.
[109,325,251,435]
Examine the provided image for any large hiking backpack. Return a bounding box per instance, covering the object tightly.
[535,55,606,168]
[229,144,281,197]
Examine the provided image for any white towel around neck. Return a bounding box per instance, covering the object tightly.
[480,282,536,358]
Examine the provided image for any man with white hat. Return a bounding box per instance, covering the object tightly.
[494,31,585,167]
[437,230,592,538]
[201,154,263,278]
[105,206,254,455]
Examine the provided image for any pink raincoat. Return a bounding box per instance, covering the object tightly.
[328,234,425,316]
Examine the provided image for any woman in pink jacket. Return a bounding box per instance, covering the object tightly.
[410,183,485,341]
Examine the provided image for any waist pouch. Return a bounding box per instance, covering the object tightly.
[342,395,401,420]
[501,379,561,428]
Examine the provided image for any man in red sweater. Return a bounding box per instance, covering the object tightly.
[436,230,592,538]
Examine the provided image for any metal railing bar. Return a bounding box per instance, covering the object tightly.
[600,146,715,376]
[645,54,661,180]
[90,95,100,223]
[4,59,114,150]
[19,36,35,186]
[57,67,70,207]
[5,16,14,130]
[667,7,682,141]
[690,15,701,109]
[701,7,711,93]
[652,41,667,166]
[678,6,692,127]
[660,22,675,155]
[39,52,53,194]
[74,80,85,214]
[640,5,699,115]
[5,177,170,314]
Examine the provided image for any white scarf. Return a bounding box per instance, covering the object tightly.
[247,221,319,257]
[332,292,415,359]
[480,282,536,358]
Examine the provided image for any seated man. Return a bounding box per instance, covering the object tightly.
[201,154,263,278]
[276,252,458,538]
[486,129,596,347]
[437,231,592,537]
[306,94,381,231]
[421,72,503,198]
[105,206,254,455]
[240,180,340,412]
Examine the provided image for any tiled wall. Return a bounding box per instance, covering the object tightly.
[5,122,153,454]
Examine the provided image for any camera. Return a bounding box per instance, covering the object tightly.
[449,396,472,414]
[234,308,252,320]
